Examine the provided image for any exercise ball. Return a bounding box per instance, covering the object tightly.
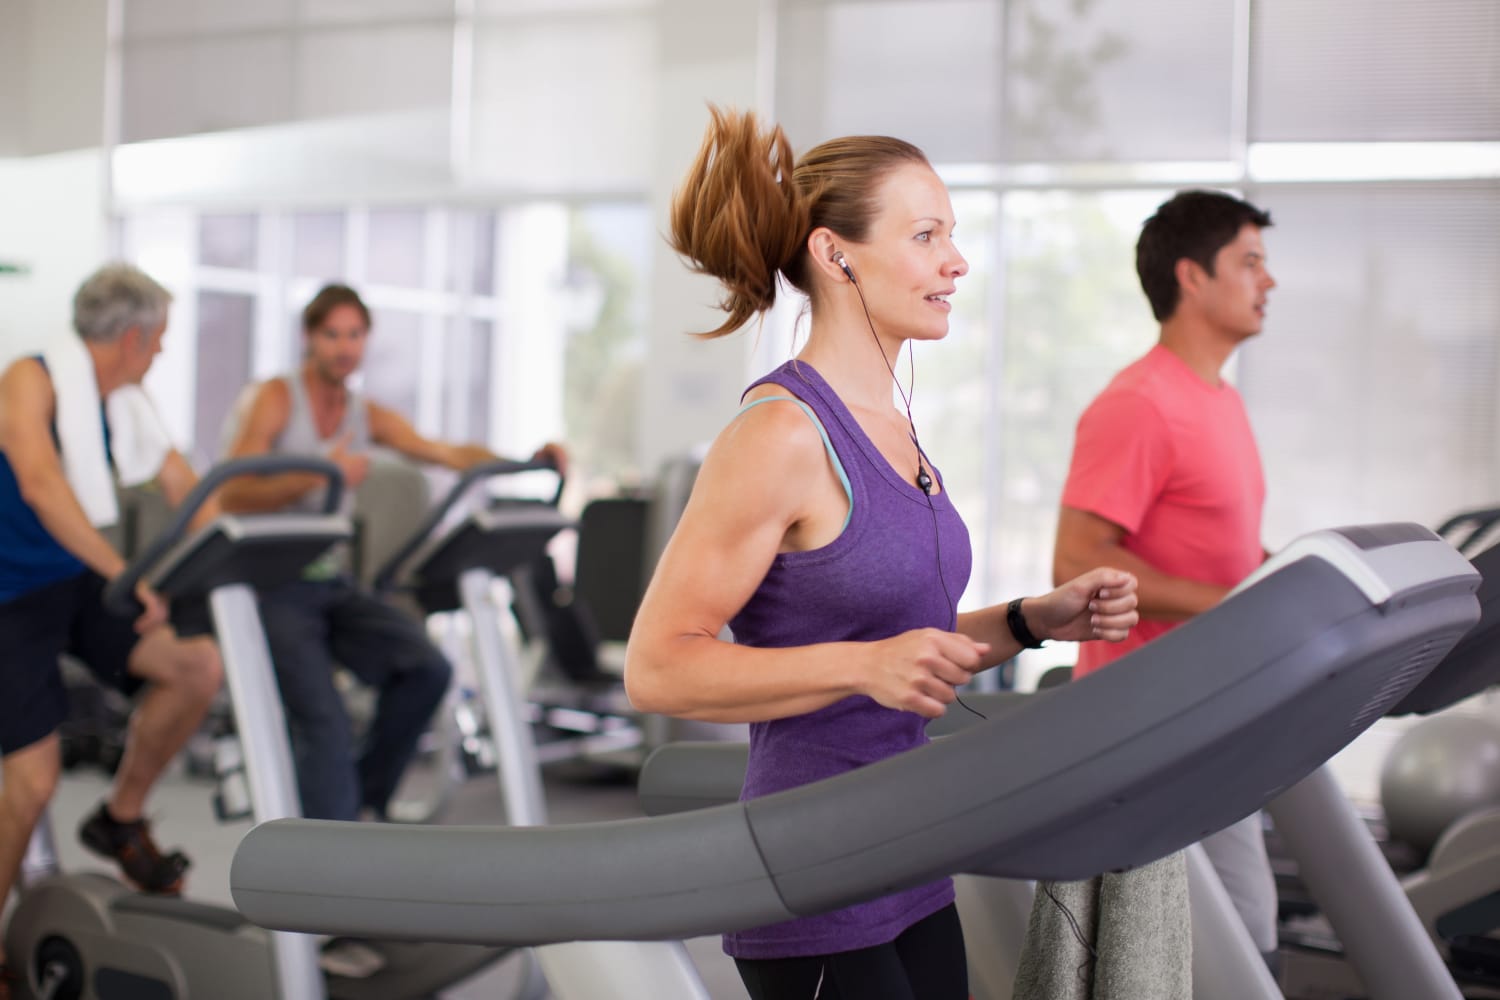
[1380,714,1500,855]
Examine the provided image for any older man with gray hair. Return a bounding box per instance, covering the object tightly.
[0,263,223,993]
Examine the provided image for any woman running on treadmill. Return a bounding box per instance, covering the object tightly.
[624,107,1139,1000]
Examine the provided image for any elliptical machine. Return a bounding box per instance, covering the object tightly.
[369,457,710,1000]
[5,456,507,1000]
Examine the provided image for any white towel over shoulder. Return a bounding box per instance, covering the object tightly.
[39,335,116,527]
[37,335,175,528]
[107,384,175,488]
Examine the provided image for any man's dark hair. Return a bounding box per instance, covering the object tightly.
[1136,190,1273,322]
[302,284,371,333]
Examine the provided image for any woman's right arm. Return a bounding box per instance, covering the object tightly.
[624,401,986,723]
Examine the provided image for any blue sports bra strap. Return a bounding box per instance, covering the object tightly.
[737,396,854,524]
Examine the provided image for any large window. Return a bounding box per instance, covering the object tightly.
[562,203,654,491]
[777,0,1241,167]
[947,191,1163,605]
[118,201,653,489]
[777,0,1500,632]
[1238,182,1500,545]
[192,290,255,468]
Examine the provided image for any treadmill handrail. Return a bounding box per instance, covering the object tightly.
[371,457,563,594]
[1435,505,1500,557]
[1390,541,1500,715]
[103,455,344,616]
[638,694,1034,817]
[231,527,1481,946]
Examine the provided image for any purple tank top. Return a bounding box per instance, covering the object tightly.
[723,361,972,960]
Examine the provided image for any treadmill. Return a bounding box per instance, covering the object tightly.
[1274,533,1500,999]
[228,524,1479,997]
[643,529,1500,1000]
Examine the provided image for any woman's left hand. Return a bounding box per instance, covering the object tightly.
[1024,567,1139,644]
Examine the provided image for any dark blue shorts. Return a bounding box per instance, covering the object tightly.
[0,572,147,756]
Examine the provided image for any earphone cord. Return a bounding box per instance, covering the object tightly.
[850,283,1095,969]
[1043,881,1102,979]
[849,281,986,722]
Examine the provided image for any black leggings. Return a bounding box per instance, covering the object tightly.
[734,904,968,1000]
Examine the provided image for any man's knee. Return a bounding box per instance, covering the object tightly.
[179,639,224,705]
[131,631,223,696]
[155,637,224,706]
[422,650,454,691]
[2,743,62,822]
[408,648,453,709]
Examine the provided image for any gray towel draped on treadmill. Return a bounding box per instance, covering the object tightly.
[1012,852,1191,1000]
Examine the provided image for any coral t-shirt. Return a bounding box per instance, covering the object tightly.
[1061,345,1265,677]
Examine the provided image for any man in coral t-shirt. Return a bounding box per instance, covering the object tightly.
[1055,189,1280,967]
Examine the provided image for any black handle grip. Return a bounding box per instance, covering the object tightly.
[1436,505,1500,557]
[449,457,565,508]
[103,455,345,616]
[371,456,564,594]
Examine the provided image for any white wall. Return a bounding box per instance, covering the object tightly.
[0,150,110,360]
[112,111,454,210]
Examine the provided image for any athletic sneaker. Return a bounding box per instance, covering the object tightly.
[77,802,190,894]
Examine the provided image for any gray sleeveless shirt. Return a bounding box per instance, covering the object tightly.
[269,373,369,579]
[269,373,369,516]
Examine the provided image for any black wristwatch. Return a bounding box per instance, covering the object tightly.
[1007,597,1045,649]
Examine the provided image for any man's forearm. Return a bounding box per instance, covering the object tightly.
[155,450,220,531]
[218,472,323,513]
[450,443,500,471]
